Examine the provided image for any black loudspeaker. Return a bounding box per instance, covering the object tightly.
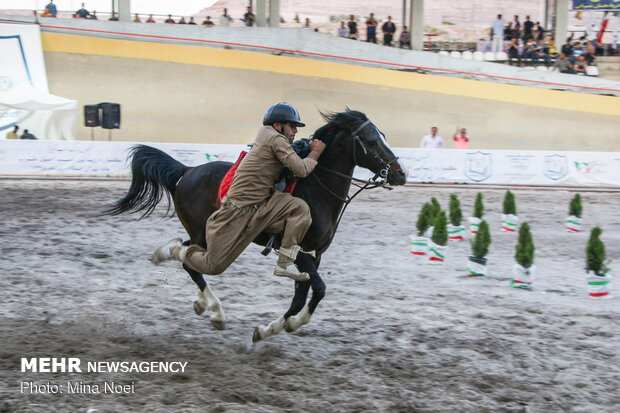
[84,105,100,127]
[99,102,121,129]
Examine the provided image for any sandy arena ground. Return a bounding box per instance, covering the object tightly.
[0,179,618,412]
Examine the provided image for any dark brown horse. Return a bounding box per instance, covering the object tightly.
[106,110,407,341]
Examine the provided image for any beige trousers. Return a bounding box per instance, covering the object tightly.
[184,192,311,275]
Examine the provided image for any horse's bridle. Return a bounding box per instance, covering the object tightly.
[310,119,399,243]
[350,119,400,180]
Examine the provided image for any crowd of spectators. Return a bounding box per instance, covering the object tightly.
[35,3,617,65]
[485,13,606,75]
[36,3,416,50]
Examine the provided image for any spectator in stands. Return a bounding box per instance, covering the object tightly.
[511,15,521,40]
[584,40,596,65]
[347,15,358,40]
[522,15,534,41]
[219,8,233,26]
[561,39,574,59]
[491,14,505,54]
[20,129,37,140]
[6,125,19,140]
[420,127,444,149]
[547,38,558,58]
[45,1,57,17]
[178,17,187,24]
[165,14,176,24]
[522,38,538,64]
[243,7,255,27]
[303,18,311,28]
[399,26,412,49]
[74,3,91,19]
[188,17,197,25]
[90,10,98,20]
[453,127,469,149]
[572,42,584,58]
[535,22,545,42]
[574,55,587,75]
[507,37,521,65]
[133,14,141,22]
[382,16,396,46]
[535,40,553,66]
[337,21,348,38]
[504,21,513,41]
[552,52,574,74]
[146,14,155,23]
[202,16,214,27]
[366,13,378,43]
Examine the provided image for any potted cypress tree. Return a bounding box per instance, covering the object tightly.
[585,227,612,298]
[567,193,582,232]
[501,190,519,232]
[511,222,535,289]
[468,192,484,236]
[468,220,491,277]
[429,210,449,263]
[410,202,433,256]
[448,194,465,241]
[427,197,441,237]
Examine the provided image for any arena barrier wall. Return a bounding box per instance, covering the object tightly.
[1,140,619,188]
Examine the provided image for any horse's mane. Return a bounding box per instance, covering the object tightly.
[312,109,368,145]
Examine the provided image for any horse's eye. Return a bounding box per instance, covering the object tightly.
[367,139,378,146]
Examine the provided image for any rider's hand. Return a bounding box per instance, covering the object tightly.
[309,139,326,155]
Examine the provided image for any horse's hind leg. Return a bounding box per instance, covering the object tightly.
[183,263,226,330]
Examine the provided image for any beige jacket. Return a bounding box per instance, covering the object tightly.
[227,126,317,207]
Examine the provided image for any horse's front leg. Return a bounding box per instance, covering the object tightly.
[252,253,322,342]
[183,264,226,330]
[285,267,325,333]
[252,279,311,342]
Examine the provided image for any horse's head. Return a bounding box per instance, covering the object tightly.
[317,110,408,186]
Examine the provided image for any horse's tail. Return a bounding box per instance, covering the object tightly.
[103,145,189,218]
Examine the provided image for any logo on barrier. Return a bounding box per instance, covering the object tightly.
[465,151,492,182]
[543,154,568,180]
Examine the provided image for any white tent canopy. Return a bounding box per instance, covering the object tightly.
[0,82,77,111]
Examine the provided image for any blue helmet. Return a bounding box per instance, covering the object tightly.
[262,102,305,127]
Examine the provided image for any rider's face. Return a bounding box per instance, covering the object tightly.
[281,122,298,142]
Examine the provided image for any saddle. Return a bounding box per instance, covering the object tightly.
[217,139,311,256]
[218,139,310,202]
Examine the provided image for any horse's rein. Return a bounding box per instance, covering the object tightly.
[309,119,397,246]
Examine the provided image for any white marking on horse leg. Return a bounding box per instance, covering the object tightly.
[253,316,285,342]
[194,287,226,330]
[285,305,312,332]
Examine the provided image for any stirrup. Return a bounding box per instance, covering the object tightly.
[261,234,277,256]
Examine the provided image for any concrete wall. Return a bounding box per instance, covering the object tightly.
[41,32,620,151]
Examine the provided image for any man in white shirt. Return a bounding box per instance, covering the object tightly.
[420,127,444,148]
[219,8,233,26]
[491,14,505,54]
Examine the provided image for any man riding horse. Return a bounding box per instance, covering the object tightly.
[151,102,326,282]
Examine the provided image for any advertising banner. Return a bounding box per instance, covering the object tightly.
[1,141,619,188]
[573,0,620,10]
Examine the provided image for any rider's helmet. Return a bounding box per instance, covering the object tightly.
[262,102,305,127]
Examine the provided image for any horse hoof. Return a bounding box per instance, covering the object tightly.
[284,320,294,333]
[193,300,206,315]
[252,327,262,343]
[210,317,226,331]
